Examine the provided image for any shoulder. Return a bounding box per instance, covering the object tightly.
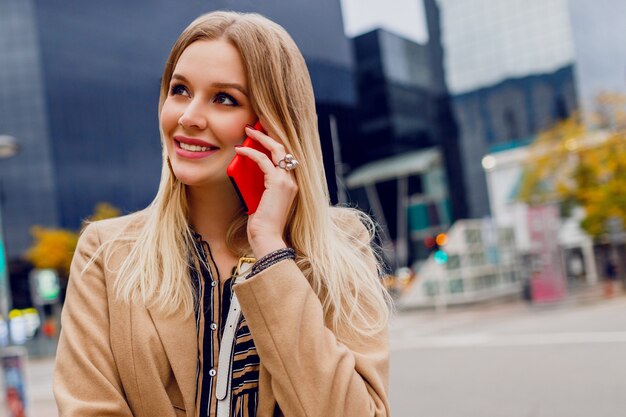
[72,209,150,274]
[80,209,149,242]
[75,209,149,258]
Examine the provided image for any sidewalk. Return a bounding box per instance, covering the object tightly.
[3,284,622,417]
[1,356,57,417]
[26,358,57,417]
[390,283,622,339]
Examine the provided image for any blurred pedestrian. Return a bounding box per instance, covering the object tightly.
[53,11,391,417]
[604,257,619,297]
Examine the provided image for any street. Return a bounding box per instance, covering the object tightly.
[390,293,626,417]
[3,292,626,416]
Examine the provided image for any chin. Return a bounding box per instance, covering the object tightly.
[172,168,228,188]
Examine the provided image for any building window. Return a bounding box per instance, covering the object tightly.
[504,109,518,140]
[553,95,568,120]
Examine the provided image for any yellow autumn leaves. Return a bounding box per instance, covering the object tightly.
[520,93,626,238]
[24,227,78,275]
[23,203,120,274]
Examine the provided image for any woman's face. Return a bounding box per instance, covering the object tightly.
[161,39,257,188]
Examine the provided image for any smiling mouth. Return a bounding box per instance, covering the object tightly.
[176,140,219,152]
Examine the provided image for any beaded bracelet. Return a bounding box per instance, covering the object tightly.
[248,247,296,278]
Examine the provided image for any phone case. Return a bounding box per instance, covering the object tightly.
[226,121,272,215]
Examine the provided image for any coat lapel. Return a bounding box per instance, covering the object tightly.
[104,213,199,415]
[148,304,198,415]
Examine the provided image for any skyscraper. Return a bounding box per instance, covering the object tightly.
[437,0,626,218]
[347,0,462,268]
[437,0,579,217]
[0,0,356,257]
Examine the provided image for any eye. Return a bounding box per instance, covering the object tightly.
[169,83,190,97]
[213,92,238,106]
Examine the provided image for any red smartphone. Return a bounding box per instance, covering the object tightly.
[227,121,272,215]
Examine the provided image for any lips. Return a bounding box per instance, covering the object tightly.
[174,135,219,149]
[173,136,220,159]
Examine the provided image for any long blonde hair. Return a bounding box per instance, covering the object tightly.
[106,11,391,338]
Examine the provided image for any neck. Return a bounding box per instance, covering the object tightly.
[186,180,244,251]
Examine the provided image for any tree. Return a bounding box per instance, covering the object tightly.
[590,92,626,132]
[23,227,78,275]
[89,202,121,222]
[519,93,626,239]
[23,202,121,275]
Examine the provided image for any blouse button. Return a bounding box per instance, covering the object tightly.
[209,368,216,377]
[210,323,217,331]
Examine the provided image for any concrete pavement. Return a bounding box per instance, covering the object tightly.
[2,286,623,417]
[1,356,57,417]
[390,292,626,417]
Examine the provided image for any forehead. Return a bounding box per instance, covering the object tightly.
[174,39,247,85]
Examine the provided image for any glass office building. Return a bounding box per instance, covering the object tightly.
[347,0,465,269]
[0,0,357,258]
[439,0,576,95]
[452,66,577,217]
[0,0,59,258]
[567,0,626,112]
[437,0,626,218]
[437,0,579,218]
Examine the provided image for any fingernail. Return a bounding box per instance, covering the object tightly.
[245,124,255,130]
[234,144,243,148]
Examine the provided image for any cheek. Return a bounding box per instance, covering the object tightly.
[210,112,249,144]
[160,100,179,134]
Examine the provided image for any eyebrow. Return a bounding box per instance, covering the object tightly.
[171,74,249,96]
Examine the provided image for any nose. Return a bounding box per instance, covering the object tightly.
[178,99,208,130]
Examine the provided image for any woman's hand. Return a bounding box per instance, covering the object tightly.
[234,125,299,259]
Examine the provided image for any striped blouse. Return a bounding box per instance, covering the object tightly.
[189,233,261,417]
[188,232,294,417]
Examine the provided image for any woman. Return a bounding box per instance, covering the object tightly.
[54,11,391,417]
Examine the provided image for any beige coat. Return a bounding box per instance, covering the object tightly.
[53,210,390,417]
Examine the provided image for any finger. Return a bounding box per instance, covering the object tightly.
[234,146,279,175]
[245,125,287,164]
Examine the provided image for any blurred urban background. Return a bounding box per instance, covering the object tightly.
[0,0,625,416]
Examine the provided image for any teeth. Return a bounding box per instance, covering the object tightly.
[179,142,214,152]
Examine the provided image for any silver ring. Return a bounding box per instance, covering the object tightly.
[277,154,299,171]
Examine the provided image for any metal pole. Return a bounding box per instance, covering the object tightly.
[328,114,348,205]
[435,264,448,313]
[0,136,20,347]
[396,176,409,269]
[364,183,396,268]
[0,179,13,346]
[0,136,24,417]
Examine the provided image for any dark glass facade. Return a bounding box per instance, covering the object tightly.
[351,29,434,166]
[437,0,583,218]
[350,22,465,225]
[0,0,58,258]
[453,64,578,217]
[0,0,357,257]
[345,0,464,270]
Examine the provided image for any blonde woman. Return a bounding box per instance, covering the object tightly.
[54,11,392,417]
